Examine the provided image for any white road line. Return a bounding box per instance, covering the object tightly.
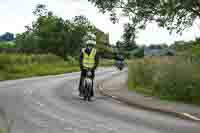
[182,113,200,121]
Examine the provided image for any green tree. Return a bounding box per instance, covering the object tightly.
[115,23,137,52]
[16,4,96,59]
[88,0,200,33]
[122,23,137,51]
[0,32,15,41]
[116,40,123,49]
[33,4,48,17]
[69,15,94,55]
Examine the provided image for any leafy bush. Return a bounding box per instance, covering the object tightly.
[128,57,200,105]
[0,41,16,48]
[192,45,200,57]
[66,56,78,65]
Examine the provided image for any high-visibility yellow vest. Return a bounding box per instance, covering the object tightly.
[82,48,96,68]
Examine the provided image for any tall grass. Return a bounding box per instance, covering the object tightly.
[128,56,200,105]
[0,53,79,80]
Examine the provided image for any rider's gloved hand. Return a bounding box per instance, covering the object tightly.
[80,64,84,70]
[92,67,96,72]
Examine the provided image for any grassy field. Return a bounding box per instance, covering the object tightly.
[0,53,114,81]
[128,56,200,105]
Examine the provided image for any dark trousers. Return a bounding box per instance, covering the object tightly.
[79,69,95,96]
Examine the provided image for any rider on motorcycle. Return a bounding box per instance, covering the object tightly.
[115,54,124,69]
[78,37,99,97]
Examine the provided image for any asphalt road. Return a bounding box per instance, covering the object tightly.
[0,68,199,133]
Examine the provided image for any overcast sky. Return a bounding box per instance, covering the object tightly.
[0,0,199,45]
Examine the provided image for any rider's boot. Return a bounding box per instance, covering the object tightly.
[91,80,94,97]
[91,89,94,97]
[78,76,84,97]
[78,86,83,97]
[79,91,83,97]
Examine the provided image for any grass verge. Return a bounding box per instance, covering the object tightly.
[128,56,200,105]
[0,53,114,81]
[0,63,80,81]
[0,53,80,81]
[0,128,6,133]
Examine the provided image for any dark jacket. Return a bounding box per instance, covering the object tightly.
[79,48,99,70]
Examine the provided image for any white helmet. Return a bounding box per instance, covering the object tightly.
[86,40,96,46]
[84,32,96,46]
